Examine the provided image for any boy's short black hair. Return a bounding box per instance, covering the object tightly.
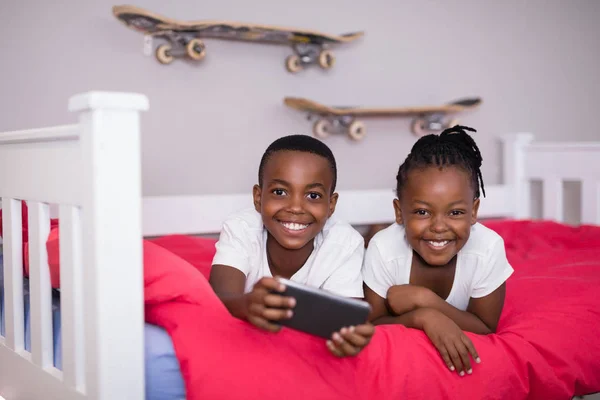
[396,125,485,199]
[258,134,337,193]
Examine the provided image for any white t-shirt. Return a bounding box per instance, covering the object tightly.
[362,222,514,311]
[211,208,365,297]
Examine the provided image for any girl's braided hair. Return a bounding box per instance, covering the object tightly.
[396,125,485,199]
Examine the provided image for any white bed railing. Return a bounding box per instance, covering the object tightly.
[503,133,600,225]
[142,133,600,238]
[0,91,148,400]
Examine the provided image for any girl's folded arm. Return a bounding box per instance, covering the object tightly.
[386,283,506,334]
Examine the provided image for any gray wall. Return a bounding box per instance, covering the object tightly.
[1,0,599,198]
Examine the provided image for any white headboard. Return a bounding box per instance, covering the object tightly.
[142,133,600,237]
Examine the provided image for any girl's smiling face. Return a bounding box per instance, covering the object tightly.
[394,165,480,267]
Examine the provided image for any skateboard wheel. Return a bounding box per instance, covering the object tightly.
[286,55,302,73]
[186,38,206,61]
[410,118,428,137]
[348,120,366,141]
[318,50,335,70]
[156,44,174,65]
[313,119,331,139]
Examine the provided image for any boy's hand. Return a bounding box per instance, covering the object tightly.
[421,308,481,376]
[244,277,296,333]
[326,323,375,357]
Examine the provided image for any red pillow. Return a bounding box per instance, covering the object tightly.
[143,239,220,306]
[151,234,217,280]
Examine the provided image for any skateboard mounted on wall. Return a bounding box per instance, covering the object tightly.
[112,5,364,73]
[283,97,482,141]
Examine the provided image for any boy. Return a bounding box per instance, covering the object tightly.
[209,134,374,357]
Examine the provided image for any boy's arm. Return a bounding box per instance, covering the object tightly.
[209,215,295,332]
[386,283,506,334]
[209,264,295,332]
[209,264,250,319]
[209,216,255,319]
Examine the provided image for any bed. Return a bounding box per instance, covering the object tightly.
[0,91,599,400]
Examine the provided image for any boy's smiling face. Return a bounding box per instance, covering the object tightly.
[394,165,480,267]
[253,150,338,251]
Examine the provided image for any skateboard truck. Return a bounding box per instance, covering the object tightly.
[307,112,366,141]
[286,44,335,73]
[411,113,460,137]
[151,31,206,64]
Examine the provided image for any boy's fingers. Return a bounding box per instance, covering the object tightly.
[332,331,359,356]
[249,302,292,321]
[340,327,368,348]
[248,302,265,317]
[326,340,344,357]
[353,324,375,338]
[256,277,285,292]
[248,315,281,333]
[338,340,359,356]
[248,287,268,304]
[261,307,293,321]
[263,294,296,308]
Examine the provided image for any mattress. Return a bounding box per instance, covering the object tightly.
[0,253,186,400]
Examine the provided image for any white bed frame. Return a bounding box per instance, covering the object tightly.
[0,91,598,400]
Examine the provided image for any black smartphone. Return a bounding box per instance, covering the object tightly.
[270,277,371,339]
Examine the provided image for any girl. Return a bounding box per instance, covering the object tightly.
[362,126,514,376]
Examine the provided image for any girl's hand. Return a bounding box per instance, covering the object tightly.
[387,284,435,315]
[326,323,375,357]
[244,277,296,332]
[421,308,481,376]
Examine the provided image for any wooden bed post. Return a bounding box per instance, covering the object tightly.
[501,133,534,219]
[68,91,149,400]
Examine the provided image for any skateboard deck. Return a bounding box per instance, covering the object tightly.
[112,5,364,72]
[283,97,482,140]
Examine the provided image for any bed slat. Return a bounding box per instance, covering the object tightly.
[542,178,564,222]
[59,205,86,392]
[1,198,25,351]
[581,179,600,225]
[27,201,53,368]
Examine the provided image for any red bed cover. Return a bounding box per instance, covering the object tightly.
[146,220,600,400]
